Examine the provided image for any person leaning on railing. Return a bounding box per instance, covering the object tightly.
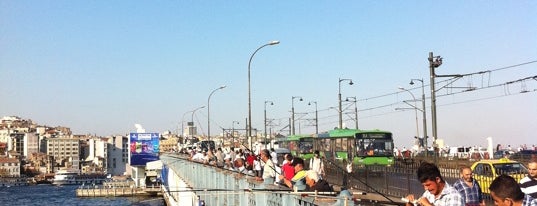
[304,170,332,192]
[278,157,307,191]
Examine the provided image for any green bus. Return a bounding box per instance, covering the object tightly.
[313,129,394,166]
[278,134,315,160]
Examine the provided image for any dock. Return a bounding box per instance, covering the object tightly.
[76,185,162,197]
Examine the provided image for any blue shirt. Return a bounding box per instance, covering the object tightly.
[452,179,483,205]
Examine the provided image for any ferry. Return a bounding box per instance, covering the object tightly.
[52,169,108,185]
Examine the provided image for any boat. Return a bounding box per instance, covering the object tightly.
[52,169,108,185]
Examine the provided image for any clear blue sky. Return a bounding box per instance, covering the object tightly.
[1,1,536,149]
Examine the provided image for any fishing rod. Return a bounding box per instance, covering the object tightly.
[323,157,397,204]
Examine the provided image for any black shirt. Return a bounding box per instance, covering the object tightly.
[306,179,333,192]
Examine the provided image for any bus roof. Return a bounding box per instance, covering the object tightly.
[315,128,392,138]
[283,134,313,141]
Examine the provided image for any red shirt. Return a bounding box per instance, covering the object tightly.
[246,154,255,166]
[282,162,295,180]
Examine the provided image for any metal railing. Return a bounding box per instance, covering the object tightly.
[160,154,358,206]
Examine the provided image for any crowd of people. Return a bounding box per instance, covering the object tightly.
[183,146,333,193]
[405,160,537,206]
[182,144,537,205]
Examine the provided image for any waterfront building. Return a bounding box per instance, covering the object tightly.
[46,136,80,172]
[107,135,129,176]
[0,157,20,177]
[80,136,108,174]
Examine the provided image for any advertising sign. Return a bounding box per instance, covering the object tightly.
[130,133,160,166]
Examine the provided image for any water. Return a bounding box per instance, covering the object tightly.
[0,185,165,206]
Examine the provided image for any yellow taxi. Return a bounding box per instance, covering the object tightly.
[471,158,528,194]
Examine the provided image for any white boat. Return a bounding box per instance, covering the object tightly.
[52,169,107,185]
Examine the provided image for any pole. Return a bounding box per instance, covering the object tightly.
[421,80,428,152]
[429,52,438,162]
[411,78,428,156]
[208,85,226,141]
[309,101,318,134]
[232,121,239,148]
[264,101,273,149]
[338,78,353,129]
[248,41,280,150]
[354,99,359,129]
[292,96,302,135]
[191,106,205,142]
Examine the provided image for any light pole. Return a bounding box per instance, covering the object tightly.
[338,78,354,129]
[190,106,205,142]
[231,121,239,148]
[308,101,318,134]
[182,106,205,144]
[410,78,428,153]
[345,97,359,129]
[248,40,280,150]
[398,87,420,139]
[264,100,274,149]
[207,85,226,141]
[291,96,303,135]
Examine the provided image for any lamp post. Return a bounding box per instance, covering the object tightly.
[398,87,420,139]
[264,100,274,149]
[410,78,428,154]
[338,78,354,129]
[345,97,359,129]
[248,40,280,149]
[207,85,226,141]
[190,106,205,142]
[291,96,303,135]
[182,106,205,144]
[231,121,239,148]
[308,101,318,134]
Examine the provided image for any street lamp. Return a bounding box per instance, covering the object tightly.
[291,96,303,135]
[248,40,280,149]
[190,106,205,142]
[231,121,239,148]
[398,87,420,139]
[308,101,318,134]
[264,100,274,149]
[338,78,354,129]
[207,85,226,141]
[410,78,428,153]
[345,97,359,129]
[181,106,205,143]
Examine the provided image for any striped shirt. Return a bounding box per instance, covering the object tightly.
[520,176,537,199]
[521,194,537,206]
[422,182,464,206]
[452,179,483,205]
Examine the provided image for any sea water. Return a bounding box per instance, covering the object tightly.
[0,184,165,206]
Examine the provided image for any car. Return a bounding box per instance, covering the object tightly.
[471,158,528,194]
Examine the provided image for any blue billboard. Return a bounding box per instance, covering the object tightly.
[130,133,160,166]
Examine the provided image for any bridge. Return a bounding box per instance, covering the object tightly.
[159,153,400,206]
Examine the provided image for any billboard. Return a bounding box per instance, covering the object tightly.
[130,133,160,166]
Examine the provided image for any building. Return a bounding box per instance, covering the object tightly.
[107,135,130,176]
[80,136,108,174]
[0,157,20,177]
[46,136,80,172]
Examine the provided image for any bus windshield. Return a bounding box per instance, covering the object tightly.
[299,138,313,154]
[356,138,393,157]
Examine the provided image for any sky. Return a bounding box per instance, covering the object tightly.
[1,1,536,149]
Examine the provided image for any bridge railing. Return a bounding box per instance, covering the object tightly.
[160,154,355,206]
